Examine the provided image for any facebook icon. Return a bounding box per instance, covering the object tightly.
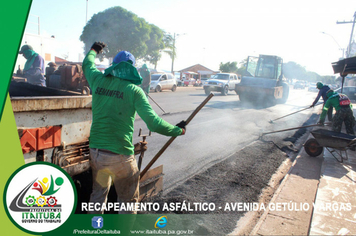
[91,216,104,229]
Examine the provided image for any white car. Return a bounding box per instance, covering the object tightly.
[150,73,177,92]
[203,73,240,95]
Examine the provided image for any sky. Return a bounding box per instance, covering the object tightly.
[24,0,356,76]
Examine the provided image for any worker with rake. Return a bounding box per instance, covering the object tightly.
[139,64,151,95]
[311,82,333,121]
[82,42,186,214]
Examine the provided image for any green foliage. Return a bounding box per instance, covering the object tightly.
[283,61,307,81]
[80,6,165,62]
[219,59,336,83]
[163,34,175,60]
[237,59,247,75]
[320,75,337,85]
[219,61,238,73]
[283,61,336,84]
[144,24,165,67]
[219,60,246,75]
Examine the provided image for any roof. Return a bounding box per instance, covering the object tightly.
[332,56,356,75]
[178,64,218,74]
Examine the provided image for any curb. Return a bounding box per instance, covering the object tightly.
[250,132,322,235]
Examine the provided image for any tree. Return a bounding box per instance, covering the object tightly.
[145,51,161,69]
[163,34,175,60]
[219,61,238,73]
[162,33,178,72]
[283,61,337,84]
[144,24,165,68]
[237,59,247,75]
[80,6,164,62]
[283,61,307,81]
[320,75,337,84]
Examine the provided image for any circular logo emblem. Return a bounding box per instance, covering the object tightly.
[3,162,77,234]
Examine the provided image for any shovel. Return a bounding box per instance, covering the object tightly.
[269,102,323,123]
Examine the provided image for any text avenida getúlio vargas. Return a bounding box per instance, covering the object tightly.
[82,201,352,212]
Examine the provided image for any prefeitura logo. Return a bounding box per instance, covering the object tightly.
[4,162,76,234]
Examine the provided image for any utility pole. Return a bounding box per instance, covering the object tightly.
[37,16,40,35]
[171,33,176,73]
[170,33,186,73]
[86,0,88,24]
[337,11,356,57]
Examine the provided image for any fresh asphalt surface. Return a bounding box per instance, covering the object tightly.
[134,86,317,192]
[133,86,323,234]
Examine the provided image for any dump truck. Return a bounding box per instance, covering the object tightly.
[235,54,289,104]
[15,62,91,95]
[10,82,162,213]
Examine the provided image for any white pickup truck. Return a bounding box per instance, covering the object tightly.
[203,73,240,96]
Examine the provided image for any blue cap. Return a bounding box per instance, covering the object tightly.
[113,51,135,65]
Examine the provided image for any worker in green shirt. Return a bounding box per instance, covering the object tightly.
[318,89,355,135]
[82,42,186,214]
[139,64,151,95]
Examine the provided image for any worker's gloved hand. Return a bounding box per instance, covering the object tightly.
[91,42,106,54]
[317,120,324,126]
[133,141,147,155]
[176,120,187,135]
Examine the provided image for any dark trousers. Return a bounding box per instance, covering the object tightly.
[332,107,355,135]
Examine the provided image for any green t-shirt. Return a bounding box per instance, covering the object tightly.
[82,50,182,155]
[319,92,352,122]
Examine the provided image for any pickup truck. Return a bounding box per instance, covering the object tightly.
[203,73,240,95]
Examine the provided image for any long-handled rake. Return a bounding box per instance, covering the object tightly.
[144,91,170,115]
[260,122,331,139]
[269,102,322,124]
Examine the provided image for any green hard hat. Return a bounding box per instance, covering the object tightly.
[18,45,33,54]
[316,82,323,89]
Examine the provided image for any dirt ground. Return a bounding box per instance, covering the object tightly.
[141,114,319,235]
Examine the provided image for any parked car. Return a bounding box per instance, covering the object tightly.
[203,73,239,96]
[308,82,318,92]
[335,86,356,100]
[294,81,306,89]
[150,73,177,92]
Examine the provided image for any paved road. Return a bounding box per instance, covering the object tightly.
[133,86,320,192]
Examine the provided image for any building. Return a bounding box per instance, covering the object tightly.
[178,64,219,80]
